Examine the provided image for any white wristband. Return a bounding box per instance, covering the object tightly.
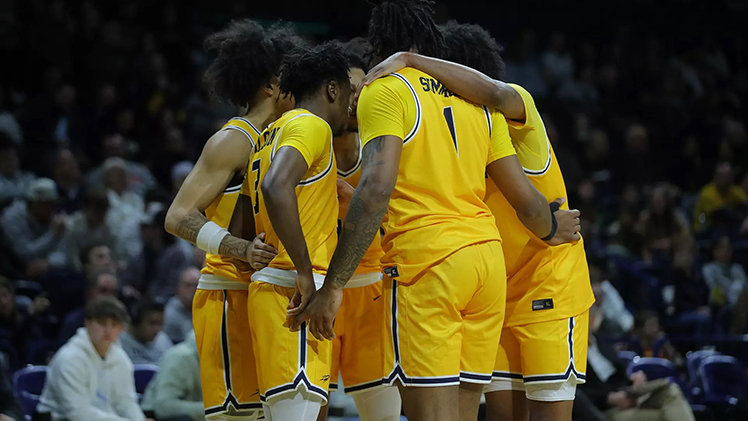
[196,221,229,255]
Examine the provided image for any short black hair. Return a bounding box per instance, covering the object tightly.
[130,298,165,326]
[203,19,304,109]
[345,37,373,72]
[85,295,130,324]
[441,21,506,81]
[368,0,446,60]
[280,41,351,104]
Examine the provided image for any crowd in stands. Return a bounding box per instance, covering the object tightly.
[1,1,747,420]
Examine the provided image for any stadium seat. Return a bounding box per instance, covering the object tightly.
[25,340,61,366]
[699,355,748,406]
[618,350,638,368]
[133,364,159,401]
[12,365,48,418]
[626,356,678,381]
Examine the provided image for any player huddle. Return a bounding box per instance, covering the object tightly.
[164,1,595,421]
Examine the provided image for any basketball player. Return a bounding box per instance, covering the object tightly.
[315,41,402,421]
[164,20,302,420]
[358,21,595,421]
[293,2,580,420]
[245,41,353,421]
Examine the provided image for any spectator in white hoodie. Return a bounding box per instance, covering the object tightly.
[37,296,154,421]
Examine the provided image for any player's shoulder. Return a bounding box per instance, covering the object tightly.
[285,110,331,133]
[506,83,536,106]
[203,125,255,164]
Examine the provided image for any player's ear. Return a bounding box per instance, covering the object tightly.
[327,80,338,103]
[263,81,275,97]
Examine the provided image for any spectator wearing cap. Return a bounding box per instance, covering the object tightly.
[162,267,198,344]
[0,177,67,268]
[38,296,152,421]
[64,188,123,271]
[103,157,145,260]
[0,137,36,209]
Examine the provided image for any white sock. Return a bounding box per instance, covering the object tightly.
[352,386,402,421]
[268,391,322,421]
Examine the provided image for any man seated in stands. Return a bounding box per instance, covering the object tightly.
[162,267,198,344]
[38,296,154,421]
[141,331,203,421]
[119,299,173,365]
[58,266,119,341]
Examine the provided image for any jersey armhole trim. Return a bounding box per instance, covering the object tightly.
[231,117,262,136]
[390,72,422,145]
[521,114,552,176]
[267,113,334,186]
[221,125,257,150]
[483,105,492,137]
[337,133,363,177]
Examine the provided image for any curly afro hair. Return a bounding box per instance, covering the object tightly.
[279,41,351,104]
[345,37,373,72]
[203,19,304,109]
[367,0,446,61]
[441,21,506,81]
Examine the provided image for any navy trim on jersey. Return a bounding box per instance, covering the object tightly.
[483,105,492,137]
[522,316,586,383]
[232,117,262,136]
[223,125,257,150]
[390,72,422,144]
[460,371,493,383]
[337,133,363,177]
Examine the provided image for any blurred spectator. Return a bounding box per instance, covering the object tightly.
[0,178,67,268]
[636,184,693,269]
[632,310,682,363]
[541,32,574,89]
[37,296,150,421]
[85,133,157,197]
[0,85,22,147]
[693,161,747,232]
[51,148,83,213]
[0,277,48,368]
[503,30,548,97]
[574,306,695,421]
[590,263,634,337]
[0,362,23,421]
[121,209,194,301]
[702,235,748,332]
[141,331,203,421]
[0,137,36,208]
[58,268,119,342]
[669,248,711,336]
[615,124,660,191]
[119,299,173,365]
[163,267,198,344]
[64,188,122,271]
[170,161,194,200]
[103,157,145,259]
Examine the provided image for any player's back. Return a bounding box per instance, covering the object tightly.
[358,67,501,281]
[484,84,594,326]
[249,108,338,274]
[201,117,261,287]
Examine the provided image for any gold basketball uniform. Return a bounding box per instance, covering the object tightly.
[485,85,595,391]
[246,108,337,404]
[194,116,262,419]
[357,68,515,386]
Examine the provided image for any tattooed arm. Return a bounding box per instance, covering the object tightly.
[359,51,526,121]
[290,135,401,340]
[164,130,274,265]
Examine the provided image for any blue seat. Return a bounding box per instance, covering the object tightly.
[626,357,678,381]
[133,364,159,401]
[12,365,48,418]
[686,349,720,402]
[618,350,638,368]
[699,355,748,405]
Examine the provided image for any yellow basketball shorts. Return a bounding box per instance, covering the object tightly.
[382,241,506,387]
[330,279,387,394]
[193,288,262,419]
[247,281,332,404]
[490,310,589,388]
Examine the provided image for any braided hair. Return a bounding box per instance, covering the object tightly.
[367,0,447,61]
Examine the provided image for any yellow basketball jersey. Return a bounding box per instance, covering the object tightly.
[249,108,338,274]
[201,117,262,284]
[337,134,385,275]
[485,84,595,326]
[357,68,515,282]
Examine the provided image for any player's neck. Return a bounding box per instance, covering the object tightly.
[243,99,275,131]
[295,98,332,126]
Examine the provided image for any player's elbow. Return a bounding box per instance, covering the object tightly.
[361,178,395,207]
[164,204,185,236]
[260,176,285,206]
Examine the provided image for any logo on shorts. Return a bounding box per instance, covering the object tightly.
[373,295,382,301]
[532,299,554,311]
[383,266,400,278]
[320,375,330,383]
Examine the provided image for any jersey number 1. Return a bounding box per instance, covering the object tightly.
[251,159,261,215]
[443,106,459,154]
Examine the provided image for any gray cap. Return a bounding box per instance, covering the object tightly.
[25,178,59,202]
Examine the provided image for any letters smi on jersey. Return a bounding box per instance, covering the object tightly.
[419,76,455,98]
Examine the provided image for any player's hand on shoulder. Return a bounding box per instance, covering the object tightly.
[247,232,278,270]
[545,198,581,246]
[355,51,410,100]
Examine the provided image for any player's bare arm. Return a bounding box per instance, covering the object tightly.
[291,135,401,340]
[261,146,316,315]
[358,51,526,121]
[164,130,276,265]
